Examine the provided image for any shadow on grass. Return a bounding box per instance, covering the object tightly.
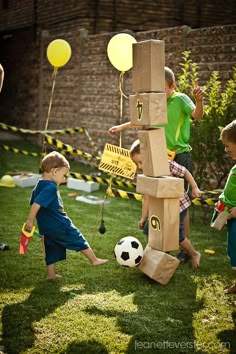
[1,280,68,354]
[81,266,202,354]
[65,340,108,353]
[217,310,236,354]
[1,260,201,354]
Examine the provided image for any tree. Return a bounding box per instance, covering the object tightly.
[176,51,236,189]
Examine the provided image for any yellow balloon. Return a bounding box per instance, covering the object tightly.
[107,33,136,72]
[47,39,72,68]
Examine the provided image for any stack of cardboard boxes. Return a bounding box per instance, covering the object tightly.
[129,40,184,285]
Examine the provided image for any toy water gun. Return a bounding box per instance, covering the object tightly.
[19,223,35,254]
[215,200,226,212]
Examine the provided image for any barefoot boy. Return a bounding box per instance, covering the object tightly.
[130,139,201,269]
[25,151,108,280]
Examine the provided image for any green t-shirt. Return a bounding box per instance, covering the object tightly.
[165,92,195,153]
[219,164,236,208]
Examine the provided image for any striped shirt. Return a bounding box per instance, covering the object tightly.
[169,160,191,213]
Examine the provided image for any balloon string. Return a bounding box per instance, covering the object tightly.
[119,71,128,99]
[41,67,58,156]
[119,71,128,148]
[92,71,126,244]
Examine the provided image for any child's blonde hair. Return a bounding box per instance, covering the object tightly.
[220,120,236,144]
[165,66,175,87]
[40,151,70,173]
[130,139,140,158]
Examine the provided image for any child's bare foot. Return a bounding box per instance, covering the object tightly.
[191,252,201,269]
[224,283,236,294]
[92,258,108,266]
[47,274,62,281]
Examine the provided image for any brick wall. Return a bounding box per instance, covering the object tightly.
[0,1,236,34]
[0,2,235,161]
[0,24,235,160]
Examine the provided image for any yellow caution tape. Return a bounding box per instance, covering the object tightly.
[107,187,143,202]
[0,122,85,135]
[69,172,136,189]
[0,144,43,157]
[107,187,221,206]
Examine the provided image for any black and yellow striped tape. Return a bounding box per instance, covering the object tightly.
[0,122,85,135]
[107,187,143,202]
[106,187,222,206]
[0,144,43,157]
[69,172,135,188]
[0,122,102,156]
[44,134,99,160]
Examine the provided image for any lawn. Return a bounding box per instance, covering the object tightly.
[0,135,235,354]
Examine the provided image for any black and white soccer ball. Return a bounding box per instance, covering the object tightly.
[114,236,143,267]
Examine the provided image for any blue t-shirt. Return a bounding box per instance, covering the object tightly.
[30,179,76,236]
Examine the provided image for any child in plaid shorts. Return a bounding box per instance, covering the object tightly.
[130,139,202,269]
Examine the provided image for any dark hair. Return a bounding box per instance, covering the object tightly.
[220,120,236,144]
[40,151,70,173]
[165,66,175,87]
[130,139,140,157]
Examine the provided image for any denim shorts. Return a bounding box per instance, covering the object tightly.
[44,229,89,266]
[227,218,236,269]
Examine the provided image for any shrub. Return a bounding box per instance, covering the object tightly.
[176,51,236,189]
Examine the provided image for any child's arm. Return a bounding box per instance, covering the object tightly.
[108,121,132,135]
[139,194,149,230]
[184,169,202,198]
[0,64,4,93]
[192,81,204,121]
[25,202,41,231]
[228,207,236,219]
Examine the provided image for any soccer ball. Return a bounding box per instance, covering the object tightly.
[114,236,143,267]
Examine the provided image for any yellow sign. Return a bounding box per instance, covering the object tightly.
[99,143,137,179]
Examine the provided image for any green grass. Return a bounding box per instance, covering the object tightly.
[0,137,235,354]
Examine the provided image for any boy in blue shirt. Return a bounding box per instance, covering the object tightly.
[25,151,108,280]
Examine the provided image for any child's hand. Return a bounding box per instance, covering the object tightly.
[192,80,204,102]
[138,218,147,230]
[228,207,236,219]
[108,125,121,135]
[25,220,34,232]
[192,187,202,198]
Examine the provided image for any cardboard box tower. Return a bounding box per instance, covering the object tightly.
[129,40,184,285]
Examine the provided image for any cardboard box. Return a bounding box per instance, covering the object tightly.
[130,93,167,126]
[13,174,41,188]
[132,40,165,93]
[67,178,99,192]
[148,197,180,252]
[138,245,180,285]
[138,129,170,177]
[136,175,184,198]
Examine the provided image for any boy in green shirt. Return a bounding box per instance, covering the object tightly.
[219,120,236,294]
[108,67,204,261]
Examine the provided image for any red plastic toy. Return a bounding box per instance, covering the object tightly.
[19,223,35,254]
